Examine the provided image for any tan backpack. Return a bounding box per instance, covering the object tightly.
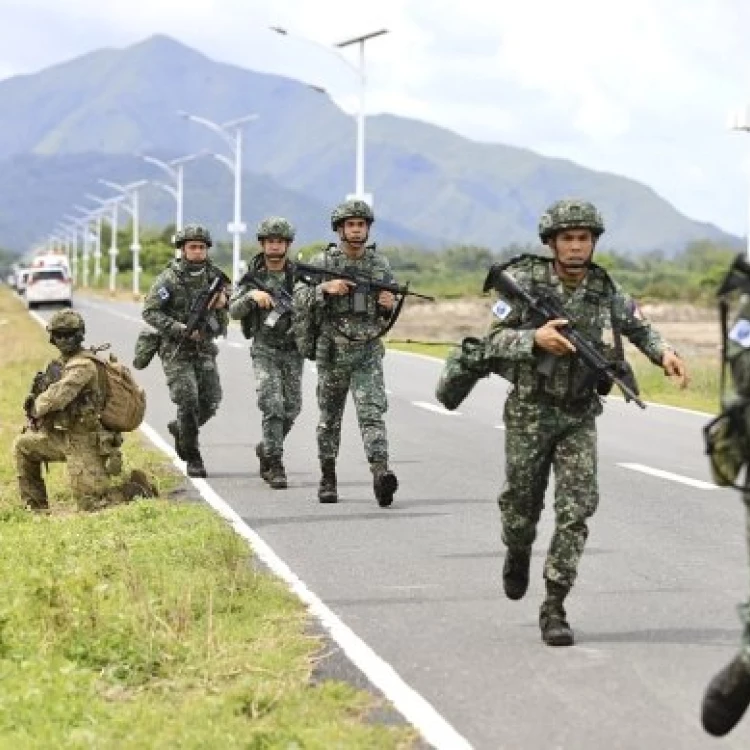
[78,346,146,432]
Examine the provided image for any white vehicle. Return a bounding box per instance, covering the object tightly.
[25,267,73,309]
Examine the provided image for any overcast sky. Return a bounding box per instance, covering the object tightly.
[2,0,750,235]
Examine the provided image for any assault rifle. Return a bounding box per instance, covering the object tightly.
[484,263,646,409]
[292,261,435,307]
[24,360,63,430]
[236,271,294,329]
[170,269,231,361]
[717,253,750,297]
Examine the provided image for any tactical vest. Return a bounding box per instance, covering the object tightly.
[506,257,619,405]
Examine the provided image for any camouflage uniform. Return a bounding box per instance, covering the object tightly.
[487,199,672,645]
[13,310,156,511]
[294,200,398,506]
[229,217,303,487]
[702,289,750,736]
[142,225,228,477]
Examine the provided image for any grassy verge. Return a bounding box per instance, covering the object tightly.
[0,288,416,749]
[386,341,720,415]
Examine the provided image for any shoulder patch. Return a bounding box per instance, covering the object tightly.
[492,298,513,321]
[157,286,170,301]
[729,318,750,348]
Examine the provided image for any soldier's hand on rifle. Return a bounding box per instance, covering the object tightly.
[534,319,577,356]
[377,290,396,310]
[250,290,274,309]
[209,289,229,309]
[321,279,356,296]
[188,329,204,342]
[662,349,689,389]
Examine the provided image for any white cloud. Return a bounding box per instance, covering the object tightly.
[1,0,750,234]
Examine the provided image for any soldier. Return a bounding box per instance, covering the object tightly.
[228,217,303,489]
[142,223,229,478]
[13,310,156,511]
[486,199,688,647]
[701,265,750,737]
[294,199,398,506]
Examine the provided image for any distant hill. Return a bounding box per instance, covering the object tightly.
[0,34,739,253]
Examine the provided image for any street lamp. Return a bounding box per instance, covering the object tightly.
[74,204,102,288]
[137,152,205,233]
[177,110,259,284]
[729,106,750,258]
[270,26,389,205]
[99,179,148,297]
[55,224,75,276]
[87,193,125,295]
[63,214,87,286]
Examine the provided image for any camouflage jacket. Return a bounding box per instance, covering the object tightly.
[228,254,298,352]
[485,255,670,404]
[32,351,105,431]
[294,244,395,346]
[142,259,229,357]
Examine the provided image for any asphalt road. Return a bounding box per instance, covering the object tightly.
[33,295,750,749]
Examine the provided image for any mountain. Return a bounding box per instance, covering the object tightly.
[0,34,739,254]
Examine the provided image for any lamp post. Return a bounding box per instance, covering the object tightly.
[63,214,86,286]
[55,224,75,278]
[138,152,205,233]
[270,26,388,205]
[99,179,148,297]
[177,110,258,284]
[729,106,750,258]
[87,193,124,295]
[74,205,101,288]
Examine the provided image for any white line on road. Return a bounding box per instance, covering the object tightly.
[412,401,461,416]
[494,425,505,430]
[617,463,717,490]
[138,422,474,750]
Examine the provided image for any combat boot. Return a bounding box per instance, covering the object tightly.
[186,452,207,479]
[168,420,187,461]
[371,462,398,508]
[701,654,750,736]
[122,470,159,501]
[266,459,288,490]
[318,459,338,503]
[256,442,271,482]
[540,582,574,647]
[502,547,531,600]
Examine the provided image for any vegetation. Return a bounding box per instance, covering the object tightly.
[65,223,739,304]
[0,288,415,749]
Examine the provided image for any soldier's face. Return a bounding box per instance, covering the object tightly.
[340,218,368,245]
[183,241,208,263]
[261,237,289,258]
[551,229,594,279]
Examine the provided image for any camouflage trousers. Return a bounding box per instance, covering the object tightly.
[316,339,389,463]
[13,426,128,511]
[251,344,304,459]
[161,349,222,456]
[498,394,599,590]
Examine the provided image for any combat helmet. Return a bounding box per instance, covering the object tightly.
[330,199,375,231]
[47,309,85,335]
[257,216,295,241]
[538,199,605,243]
[174,223,213,248]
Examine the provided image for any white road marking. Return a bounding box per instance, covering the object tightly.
[412,401,461,416]
[139,422,473,750]
[28,301,473,749]
[494,425,505,430]
[618,463,717,490]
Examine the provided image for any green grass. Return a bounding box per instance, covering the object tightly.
[386,341,720,415]
[0,288,416,749]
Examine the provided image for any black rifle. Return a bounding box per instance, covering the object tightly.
[170,270,231,361]
[292,261,435,306]
[237,271,294,329]
[24,360,63,430]
[717,253,750,297]
[484,264,646,409]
